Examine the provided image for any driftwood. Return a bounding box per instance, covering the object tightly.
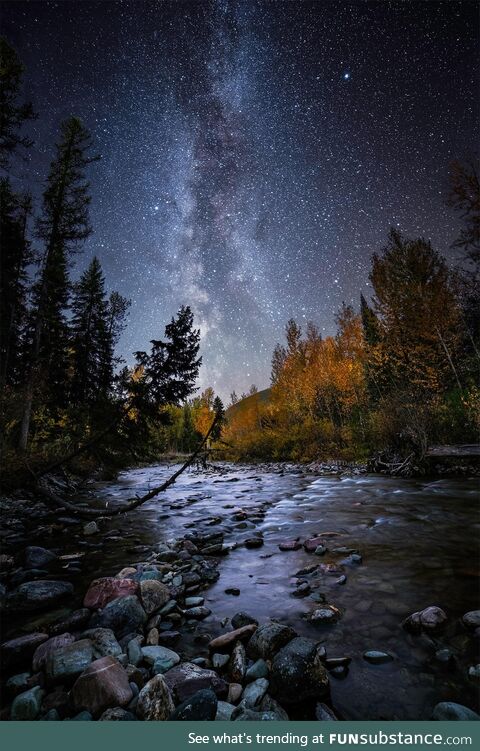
[34,415,219,519]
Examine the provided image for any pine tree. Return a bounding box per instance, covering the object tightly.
[18,117,98,450]
[0,37,36,169]
[212,395,225,440]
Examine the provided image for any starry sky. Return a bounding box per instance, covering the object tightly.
[2,0,478,398]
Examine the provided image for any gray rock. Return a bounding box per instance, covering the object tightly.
[99,707,137,720]
[10,686,44,720]
[245,658,269,682]
[259,694,289,720]
[270,637,329,704]
[184,606,211,620]
[46,639,94,683]
[170,688,218,721]
[24,546,57,569]
[247,621,296,660]
[308,608,337,623]
[468,665,480,683]
[231,612,258,629]
[216,700,236,720]
[463,610,480,629]
[184,596,204,607]
[90,595,147,638]
[232,707,281,721]
[402,606,447,632]
[83,628,122,658]
[83,521,99,535]
[212,653,230,669]
[136,674,175,720]
[41,709,61,721]
[432,702,480,721]
[363,650,393,664]
[241,678,269,708]
[127,637,143,666]
[12,580,73,611]
[6,672,31,697]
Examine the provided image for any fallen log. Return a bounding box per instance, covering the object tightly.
[33,415,219,519]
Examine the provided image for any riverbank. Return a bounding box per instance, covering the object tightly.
[1,463,479,721]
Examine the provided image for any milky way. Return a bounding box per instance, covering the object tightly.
[3,0,478,397]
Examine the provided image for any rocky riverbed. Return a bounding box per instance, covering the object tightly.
[1,462,479,721]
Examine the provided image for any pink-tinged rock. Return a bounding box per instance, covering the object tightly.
[1,633,48,668]
[71,656,133,717]
[83,577,139,609]
[278,540,302,551]
[164,662,228,702]
[208,624,257,653]
[303,537,327,552]
[32,633,75,672]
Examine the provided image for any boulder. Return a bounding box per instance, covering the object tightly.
[141,645,180,671]
[247,621,296,660]
[32,632,75,672]
[136,674,175,720]
[139,580,170,615]
[1,632,48,669]
[83,628,122,658]
[24,546,57,569]
[45,638,94,683]
[431,702,480,721]
[164,662,228,703]
[83,577,139,610]
[402,606,447,632]
[463,610,480,629]
[10,686,44,720]
[269,637,329,704]
[72,656,133,716]
[170,688,218,720]
[89,595,147,638]
[208,624,257,653]
[12,580,73,611]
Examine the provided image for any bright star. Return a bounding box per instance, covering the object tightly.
[343,72,351,80]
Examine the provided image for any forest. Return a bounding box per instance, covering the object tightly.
[1,36,479,483]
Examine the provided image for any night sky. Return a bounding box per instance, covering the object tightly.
[2,0,478,398]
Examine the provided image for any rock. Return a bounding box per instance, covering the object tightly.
[141,646,180,672]
[435,648,455,664]
[304,536,326,552]
[24,546,57,569]
[49,608,90,635]
[463,610,480,629]
[225,588,240,596]
[308,607,338,623]
[241,678,269,708]
[229,641,247,683]
[41,709,61,720]
[335,575,347,585]
[316,702,338,721]
[68,711,93,720]
[146,628,159,645]
[216,700,236,720]
[170,688,218,720]
[259,694,290,720]
[32,633,76,671]
[90,596,147,638]
[83,628,122,658]
[46,638,94,684]
[292,582,311,598]
[402,606,447,632]
[139,580,170,615]
[71,656,133,716]
[184,606,211,620]
[1,632,48,668]
[468,665,480,683]
[0,553,14,571]
[208,624,257,653]
[232,707,280,721]
[231,612,258,630]
[244,538,263,549]
[6,672,32,697]
[278,539,301,551]
[314,545,327,556]
[228,683,243,703]
[363,650,393,664]
[164,662,228,703]
[246,658,269,682]
[99,707,136,721]
[184,596,204,607]
[212,653,230,669]
[432,702,480,721]
[158,630,181,647]
[136,674,175,720]
[10,686,44,720]
[247,621,297,660]
[127,637,143,666]
[270,637,329,704]
[83,521,99,535]
[83,577,139,610]
[116,567,137,579]
[12,580,73,611]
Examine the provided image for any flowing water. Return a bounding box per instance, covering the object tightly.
[9,463,480,719]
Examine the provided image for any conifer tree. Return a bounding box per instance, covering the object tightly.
[0,37,36,169]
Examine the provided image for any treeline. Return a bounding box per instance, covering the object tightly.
[0,39,204,478]
[223,174,480,462]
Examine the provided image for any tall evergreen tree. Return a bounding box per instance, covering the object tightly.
[212,395,225,440]
[0,37,36,169]
[18,117,98,450]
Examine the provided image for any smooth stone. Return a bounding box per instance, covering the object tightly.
[32,632,75,672]
[127,637,143,666]
[46,639,94,683]
[278,540,301,551]
[432,702,480,721]
[136,674,175,720]
[247,621,297,660]
[24,546,57,569]
[164,662,228,703]
[215,700,236,720]
[89,595,147,638]
[146,628,159,646]
[245,658,269,682]
[241,678,269,708]
[170,688,218,721]
[303,537,326,552]
[184,606,211,620]
[269,637,329,704]
[68,711,93,720]
[231,613,258,630]
[435,648,455,664]
[13,580,73,611]
[463,610,480,629]
[363,650,393,665]
[139,580,170,615]
[402,606,447,632]
[72,656,133,717]
[184,596,204,607]
[212,653,230,669]
[208,624,257,653]
[41,709,61,721]
[10,686,44,720]
[83,577,139,610]
[244,538,263,549]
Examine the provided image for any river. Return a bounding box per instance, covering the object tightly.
[39,461,478,721]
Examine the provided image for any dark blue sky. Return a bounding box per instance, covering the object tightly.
[2,0,478,398]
